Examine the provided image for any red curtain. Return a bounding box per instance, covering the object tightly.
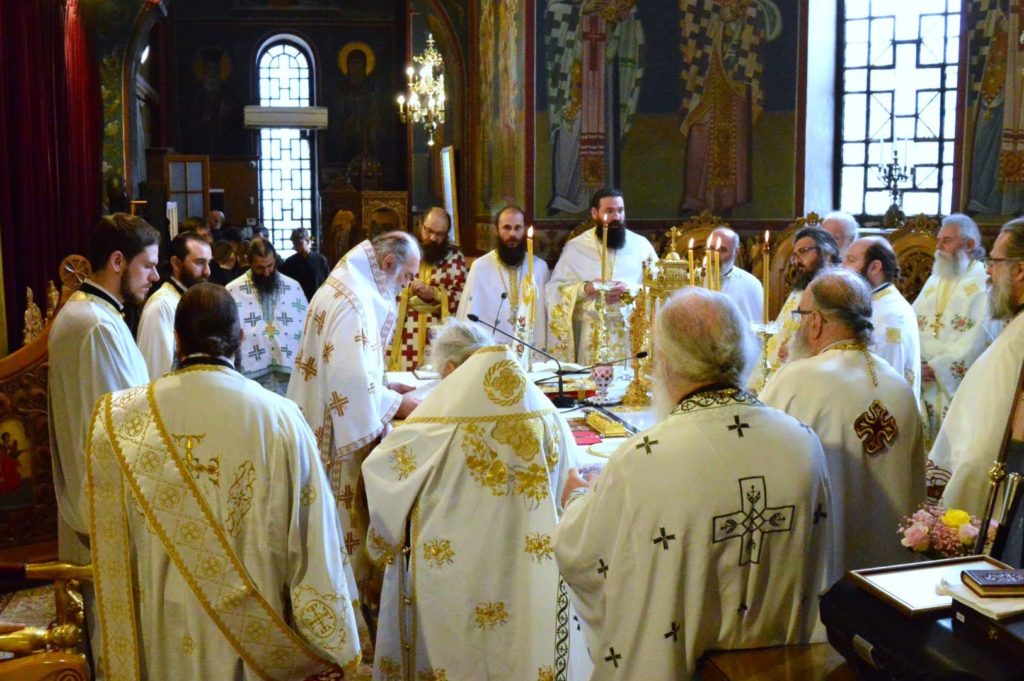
[0,0,101,349]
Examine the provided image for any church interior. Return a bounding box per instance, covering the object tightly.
[1,0,1023,678]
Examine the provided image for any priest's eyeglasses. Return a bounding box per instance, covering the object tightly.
[791,245,819,260]
[983,257,1024,269]
[791,308,820,323]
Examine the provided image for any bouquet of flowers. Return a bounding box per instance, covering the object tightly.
[897,504,995,558]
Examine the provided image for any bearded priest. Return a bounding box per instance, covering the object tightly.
[554,288,833,680]
[457,205,550,364]
[761,269,924,573]
[364,320,588,680]
[930,219,1024,516]
[226,238,307,395]
[387,207,467,371]
[287,231,421,623]
[137,231,211,379]
[913,214,995,448]
[545,188,657,364]
[753,227,840,389]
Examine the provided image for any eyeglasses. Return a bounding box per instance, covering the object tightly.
[983,257,1024,269]
[791,245,819,260]
[791,307,819,323]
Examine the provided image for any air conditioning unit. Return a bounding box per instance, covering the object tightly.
[243,106,329,130]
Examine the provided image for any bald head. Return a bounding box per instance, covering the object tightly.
[822,211,860,255]
[843,236,899,287]
[655,288,757,392]
[711,226,741,268]
[807,269,874,344]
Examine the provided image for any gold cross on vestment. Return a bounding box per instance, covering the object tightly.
[174,434,220,487]
[264,321,278,340]
[329,391,349,417]
[930,313,943,339]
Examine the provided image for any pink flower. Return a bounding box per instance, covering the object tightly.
[958,523,979,546]
[901,522,931,551]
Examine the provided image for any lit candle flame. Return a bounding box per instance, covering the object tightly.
[527,225,534,239]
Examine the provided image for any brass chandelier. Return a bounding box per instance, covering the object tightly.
[396,34,446,146]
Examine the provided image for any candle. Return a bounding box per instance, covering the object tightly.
[688,238,695,287]
[527,225,534,280]
[763,230,770,324]
[601,221,609,281]
[714,237,721,291]
[705,235,713,288]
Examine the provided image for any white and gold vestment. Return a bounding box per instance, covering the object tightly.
[86,364,361,680]
[912,260,993,447]
[761,343,925,573]
[545,227,656,364]
[287,240,402,613]
[457,250,551,363]
[363,346,587,680]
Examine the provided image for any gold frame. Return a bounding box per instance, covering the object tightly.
[849,555,1011,617]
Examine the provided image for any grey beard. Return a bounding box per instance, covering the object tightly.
[934,250,970,280]
[989,274,1016,320]
[788,324,813,362]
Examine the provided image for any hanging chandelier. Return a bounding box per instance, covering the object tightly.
[396,34,446,146]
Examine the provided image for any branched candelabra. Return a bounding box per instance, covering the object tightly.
[878,148,910,228]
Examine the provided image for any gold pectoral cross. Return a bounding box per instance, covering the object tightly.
[174,434,220,487]
[930,313,943,339]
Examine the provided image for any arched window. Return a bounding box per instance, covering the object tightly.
[256,39,313,257]
[838,2,961,217]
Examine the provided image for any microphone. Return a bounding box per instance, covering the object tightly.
[492,291,508,331]
[552,351,648,377]
[467,313,578,408]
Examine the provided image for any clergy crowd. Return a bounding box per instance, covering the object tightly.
[36,188,1024,679]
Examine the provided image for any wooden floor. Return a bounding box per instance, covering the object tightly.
[699,643,856,681]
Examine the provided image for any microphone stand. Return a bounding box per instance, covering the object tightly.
[467,313,578,408]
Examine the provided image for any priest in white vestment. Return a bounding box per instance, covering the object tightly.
[546,189,658,364]
[227,239,307,395]
[842,237,921,400]
[754,227,840,389]
[761,270,924,573]
[137,231,211,379]
[287,231,421,618]
[86,284,361,680]
[457,205,551,364]
[914,214,995,448]
[712,226,763,324]
[48,213,160,565]
[555,289,834,680]
[822,211,860,257]
[931,220,1024,516]
[364,321,588,680]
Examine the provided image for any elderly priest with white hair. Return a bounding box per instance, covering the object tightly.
[931,219,1024,516]
[913,213,993,448]
[711,225,763,324]
[761,269,924,573]
[287,231,421,625]
[554,288,833,680]
[363,319,587,680]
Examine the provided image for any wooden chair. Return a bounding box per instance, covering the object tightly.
[0,256,87,565]
[0,562,92,680]
[662,210,737,267]
[887,213,939,304]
